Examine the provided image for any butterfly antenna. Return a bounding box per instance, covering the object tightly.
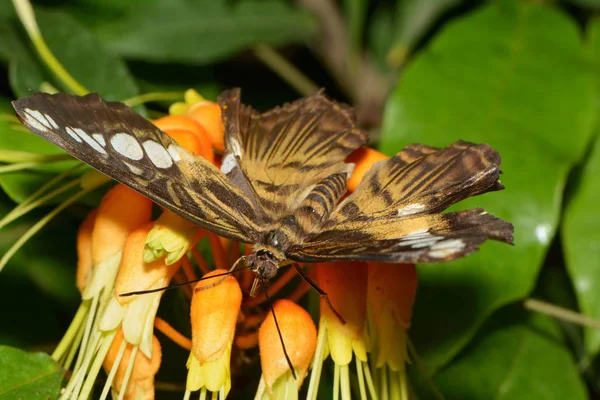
[292,263,346,324]
[194,256,247,292]
[262,281,298,380]
[119,262,250,297]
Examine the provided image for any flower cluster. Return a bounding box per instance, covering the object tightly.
[52,90,418,399]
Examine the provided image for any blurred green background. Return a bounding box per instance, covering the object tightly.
[1,0,600,398]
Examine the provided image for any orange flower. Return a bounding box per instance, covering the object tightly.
[187,269,242,395]
[84,184,153,300]
[101,222,182,357]
[153,115,214,163]
[258,299,317,395]
[104,329,162,400]
[346,147,388,192]
[368,262,417,370]
[167,88,225,151]
[187,100,224,151]
[76,209,97,294]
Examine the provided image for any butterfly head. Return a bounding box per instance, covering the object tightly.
[246,246,286,296]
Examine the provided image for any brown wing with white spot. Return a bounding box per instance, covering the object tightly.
[219,88,368,224]
[12,92,263,243]
[286,141,513,263]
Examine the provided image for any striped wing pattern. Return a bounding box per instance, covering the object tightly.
[286,142,513,262]
[12,93,263,243]
[219,88,367,223]
[12,90,513,268]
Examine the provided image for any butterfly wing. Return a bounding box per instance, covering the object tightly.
[219,88,368,224]
[12,92,263,243]
[287,141,514,262]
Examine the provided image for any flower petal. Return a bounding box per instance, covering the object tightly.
[346,147,388,192]
[259,299,317,389]
[76,209,97,294]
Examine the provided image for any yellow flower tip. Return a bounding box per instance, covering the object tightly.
[187,269,241,394]
[168,102,189,116]
[346,147,389,192]
[104,329,162,400]
[144,210,206,265]
[259,300,317,389]
[76,209,97,294]
[152,115,214,163]
[187,100,225,152]
[115,222,183,304]
[258,371,297,400]
[184,88,205,105]
[367,262,418,369]
[91,184,153,265]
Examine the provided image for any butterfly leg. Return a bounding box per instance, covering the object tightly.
[292,263,346,325]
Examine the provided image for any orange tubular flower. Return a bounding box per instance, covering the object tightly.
[187,100,225,151]
[153,115,214,163]
[367,262,418,398]
[368,262,417,369]
[257,299,317,397]
[346,147,388,192]
[187,269,242,396]
[83,184,153,300]
[76,209,97,294]
[100,222,182,358]
[104,329,162,400]
[307,262,369,398]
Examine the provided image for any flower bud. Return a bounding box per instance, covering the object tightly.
[76,209,97,294]
[187,269,242,394]
[104,329,161,400]
[259,299,317,390]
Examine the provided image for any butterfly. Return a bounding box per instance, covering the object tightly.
[12,89,513,295]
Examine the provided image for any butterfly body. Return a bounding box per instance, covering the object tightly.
[12,89,514,294]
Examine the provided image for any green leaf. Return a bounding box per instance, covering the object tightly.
[387,0,460,68]
[563,138,600,353]
[432,307,587,400]
[565,0,600,9]
[563,15,600,355]
[381,1,597,372]
[8,7,143,109]
[0,346,63,399]
[80,0,315,64]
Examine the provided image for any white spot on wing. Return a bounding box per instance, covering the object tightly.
[398,203,426,216]
[220,153,237,174]
[70,127,107,155]
[111,133,143,160]
[65,126,82,143]
[397,229,442,248]
[45,115,59,129]
[143,140,173,168]
[229,137,242,157]
[92,134,106,147]
[123,161,144,175]
[167,144,182,162]
[22,109,50,132]
[429,239,466,258]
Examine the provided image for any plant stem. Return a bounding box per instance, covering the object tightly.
[253,44,319,96]
[12,0,88,95]
[523,298,600,328]
[123,92,185,108]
